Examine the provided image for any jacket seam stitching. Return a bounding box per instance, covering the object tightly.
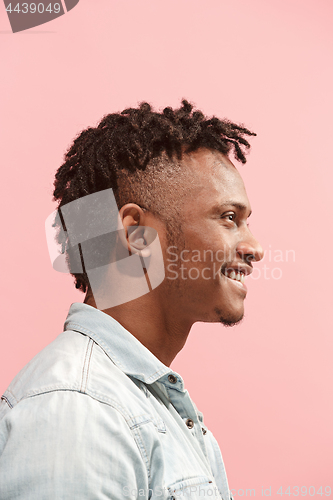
[80,337,94,393]
[132,426,151,483]
[1,395,13,409]
[80,337,91,392]
[84,339,94,393]
[6,389,18,405]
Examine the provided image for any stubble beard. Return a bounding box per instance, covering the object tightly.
[214,307,244,327]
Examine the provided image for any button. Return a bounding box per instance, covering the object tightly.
[168,374,177,384]
[186,418,194,429]
[202,427,207,435]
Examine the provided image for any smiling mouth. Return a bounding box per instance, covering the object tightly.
[221,268,246,284]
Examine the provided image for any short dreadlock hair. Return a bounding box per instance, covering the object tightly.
[53,99,256,293]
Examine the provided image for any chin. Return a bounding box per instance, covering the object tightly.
[213,306,244,327]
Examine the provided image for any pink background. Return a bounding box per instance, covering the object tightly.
[1,0,332,495]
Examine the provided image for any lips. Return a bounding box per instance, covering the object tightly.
[221,265,252,285]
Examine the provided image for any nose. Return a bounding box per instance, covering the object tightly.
[237,228,264,264]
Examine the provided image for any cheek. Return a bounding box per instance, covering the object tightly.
[170,223,237,269]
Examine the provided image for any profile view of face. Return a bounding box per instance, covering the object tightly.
[160,148,264,326]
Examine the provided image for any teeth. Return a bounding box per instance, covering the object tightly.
[225,269,245,283]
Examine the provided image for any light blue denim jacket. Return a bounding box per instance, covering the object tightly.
[0,303,232,499]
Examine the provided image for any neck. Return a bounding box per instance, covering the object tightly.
[84,286,193,366]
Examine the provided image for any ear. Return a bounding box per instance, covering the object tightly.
[127,225,152,258]
[118,204,151,258]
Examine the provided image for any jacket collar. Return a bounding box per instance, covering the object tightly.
[64,302,183,387]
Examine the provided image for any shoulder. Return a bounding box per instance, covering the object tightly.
[1,330,91,408]
[1,328,161,428]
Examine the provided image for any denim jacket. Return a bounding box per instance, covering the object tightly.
[0,303,232,499]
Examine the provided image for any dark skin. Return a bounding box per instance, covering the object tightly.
[85,149,264,366]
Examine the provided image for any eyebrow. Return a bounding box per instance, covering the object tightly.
[214,201,252,217]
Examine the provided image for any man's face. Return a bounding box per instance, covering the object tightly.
[163,148,264,326]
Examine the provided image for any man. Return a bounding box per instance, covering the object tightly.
[0,100,263,499]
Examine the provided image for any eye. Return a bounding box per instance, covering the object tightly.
[222,212,236,222]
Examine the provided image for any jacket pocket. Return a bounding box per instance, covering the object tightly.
[167,475,222,499]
